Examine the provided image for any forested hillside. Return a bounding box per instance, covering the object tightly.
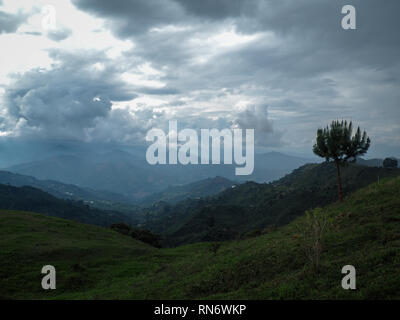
[141,163,400,246]
[0,184,134,227]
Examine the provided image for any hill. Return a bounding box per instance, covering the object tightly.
[1,176,399,299]
[0,210,154,299]
[0,184,134,227]
[0,170,132,205]
[139,176,236,205]
[142,162,400,246]
[356,158,384,167]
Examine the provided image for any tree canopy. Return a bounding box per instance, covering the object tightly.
[313,120,370,202]
[313,120,370,165]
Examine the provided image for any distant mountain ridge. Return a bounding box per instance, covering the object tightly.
[4,146,312,200]
[356,157,399,167]
[0,170,131,204]
[139,176,236,205]
[356,158,384,167]
[0,170,236,210]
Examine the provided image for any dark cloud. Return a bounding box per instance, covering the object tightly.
[174,0,251,19]
[234,104,283,147]
[0,9,27,33]
[0,47,234,145]
[234,104,273,134]
[72,0,400,75]
[72,0,185,37]
[2,50,138,140]
[2,0,399,156]
[88,107,160,144]
[47,27,73,41]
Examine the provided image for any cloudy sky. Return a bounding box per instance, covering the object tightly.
[0,0,399,158]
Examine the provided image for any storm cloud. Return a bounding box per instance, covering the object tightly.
[0,0,399,157]
[0,9,27,33]
[1,49,137,140]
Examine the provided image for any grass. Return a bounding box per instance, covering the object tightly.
[1,176,400,299]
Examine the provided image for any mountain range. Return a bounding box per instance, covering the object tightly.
[0,170,131,205]
[2,152,399,248]
[1,139,318,199]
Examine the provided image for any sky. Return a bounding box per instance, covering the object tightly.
[0,0,399,159]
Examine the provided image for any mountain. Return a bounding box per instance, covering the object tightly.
[250,151,315,181]
[0,184,135,227]
[4,153,168,199]
[356,158,384,167]
[139,176,236,205]
[356,157,400,167]
[0,170,234,216]
[1,175,399,299]
[3,140,312,200]
[142,162,400,246]
[0,170,131,205]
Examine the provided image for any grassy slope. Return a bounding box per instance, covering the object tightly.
[1,176,400,299]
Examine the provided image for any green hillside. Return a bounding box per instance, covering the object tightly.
[0,184,134,227]
[143,163,400,246]
[1,176,399,299]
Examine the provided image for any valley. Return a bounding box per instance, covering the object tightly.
[1,175,399,299]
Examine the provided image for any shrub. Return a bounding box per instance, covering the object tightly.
[296,208,332,272]
[110,223,162,248]
[131,229,162,248]
[110,223,132,235]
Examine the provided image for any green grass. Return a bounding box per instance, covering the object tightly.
[1,176,400,299]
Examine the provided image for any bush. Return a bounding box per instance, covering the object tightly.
[110,223,162,248]
[295,208,332,272]
[110,223,132,235]
[131,229,162,248]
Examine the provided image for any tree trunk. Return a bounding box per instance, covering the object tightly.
[336,161,343,203]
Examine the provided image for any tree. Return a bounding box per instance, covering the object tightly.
[313,120,370,202]
[383,157,398,169]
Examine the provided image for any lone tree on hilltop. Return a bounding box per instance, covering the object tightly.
[313,120,370,203]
